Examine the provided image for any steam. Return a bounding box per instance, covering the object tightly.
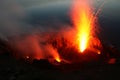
[9,33,60,61]
[0,0,33,38]
[0,0,56,61]
[0,0,76,62]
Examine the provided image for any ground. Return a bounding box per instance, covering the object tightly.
[0,53,120,80]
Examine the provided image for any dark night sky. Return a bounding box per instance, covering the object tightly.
[0,0,120,49]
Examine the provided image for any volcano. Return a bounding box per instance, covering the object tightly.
[0,0,119,67]
[0,0,120,79]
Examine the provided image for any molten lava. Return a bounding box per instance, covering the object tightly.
[9,0,103,65]
[71,0,96,52]
[55,57,61,62]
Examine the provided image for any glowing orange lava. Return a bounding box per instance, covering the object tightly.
[55,57,61,62]
[71,0,95,52]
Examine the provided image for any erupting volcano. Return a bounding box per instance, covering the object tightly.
[1,1,120,79]
[71,0,100,53]
[8,0,102,65]
[8,0,120,67]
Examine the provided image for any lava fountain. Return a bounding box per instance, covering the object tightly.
[8,0,103,65]
[71,0,99,53]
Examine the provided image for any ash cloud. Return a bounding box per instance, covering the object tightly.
[0,0,33,39]
[0,0,71,39]
[0,0,73,62]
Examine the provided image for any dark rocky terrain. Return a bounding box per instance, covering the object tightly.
[0,38,120,80]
